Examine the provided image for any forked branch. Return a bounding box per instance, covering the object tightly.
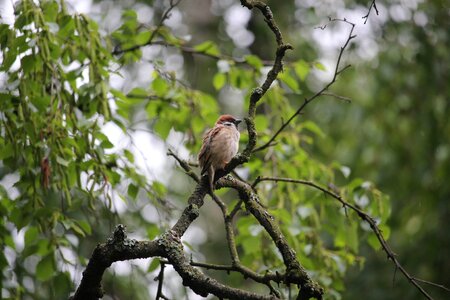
[253,176,436,300]
[253,18,355,153]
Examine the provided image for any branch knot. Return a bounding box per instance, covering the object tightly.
[108,224,126,245]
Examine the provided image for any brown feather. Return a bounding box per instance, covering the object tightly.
[198,115,241,192]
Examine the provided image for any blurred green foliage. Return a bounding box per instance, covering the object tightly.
[0,0,447,299]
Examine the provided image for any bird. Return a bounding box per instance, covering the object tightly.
[198,114,241,193]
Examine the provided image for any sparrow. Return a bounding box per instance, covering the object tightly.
[198,115,241,193]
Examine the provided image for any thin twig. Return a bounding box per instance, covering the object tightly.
[113,0,183,55]
[253,176,435,300]
[362,0,379,24]
[321,91,352,103]
[253,18,355,153]
[412,277,450,293]
[155,262,167,300]
[167,148,200,183]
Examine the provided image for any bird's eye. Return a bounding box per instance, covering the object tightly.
[224,122,232,126]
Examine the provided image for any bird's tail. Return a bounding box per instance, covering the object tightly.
[208,165,215,194]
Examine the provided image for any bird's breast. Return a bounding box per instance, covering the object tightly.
[210,127,240,169]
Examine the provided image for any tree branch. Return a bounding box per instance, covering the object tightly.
[253,18,355,153]
[155,262,168,300]
[253,176,436,300]
[74,1,323,299]
[72,223,281,300]
[167,148,200,183]
[130,40,276,68]
[362,0,379,24]
[213,2,293,179]
[72,225,163,300]
[112,0,183,55]
[217,176,324,300]
[411,277,450,293]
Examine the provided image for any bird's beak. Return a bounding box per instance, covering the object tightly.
[235,119,242,126]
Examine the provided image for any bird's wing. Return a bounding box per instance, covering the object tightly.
[198,126,221,175]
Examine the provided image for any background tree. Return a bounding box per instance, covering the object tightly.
[0,0,448,299]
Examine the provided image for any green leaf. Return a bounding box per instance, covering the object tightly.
[54,272,71,298]
[25,226,39,247]
[135,31,151,45]
[254,115,268,132]
[32,96,51,112]
[367,232,380,250]
[294,60,310,81]
[124,149,135,163]
[241,235,260,254]
[100,139,114,149]
[67,162,78,187]
[347,178,364,191]
[213,73,226,90]
[58,16,75,38]
[314,61,327,71]
[244,54,263,70]
[127,87,148,98]
[152,181,167,197]
[302,121,325,138]
[42,1,59,22]
[278,71,300,93]
[56,156,70,167]
[154,120,171,140]
[70,222,86,237]
[148,258,160,272]
[77,220,92,235]
[0,143,14,160]
[127,183,139,200]
[10,207,32,230]
[0,251,8,269]
[379,224,391,240]
[4,235,15,249]
[152,76,168,96]
[36,255,55,281]
[21,54,37,73]
[194,40,220,56]
[147,223,160,240]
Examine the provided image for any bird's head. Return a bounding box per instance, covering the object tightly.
[216,114,242,129]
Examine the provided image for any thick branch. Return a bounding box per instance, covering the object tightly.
[72,225,163,300]
[217,176,324,300]
[170,178,208,236]
[159,230,278,300]
[73,224,280,300]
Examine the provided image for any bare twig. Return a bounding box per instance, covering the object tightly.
[155,262,167,300]
[113,0,183,55]
[412,277,450,293]
[362,0,379,24]
[253,176,435,300]
[167,148,200,183]
[321,91,352,103]
[253,18,355,153]
[116,38,276,67]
